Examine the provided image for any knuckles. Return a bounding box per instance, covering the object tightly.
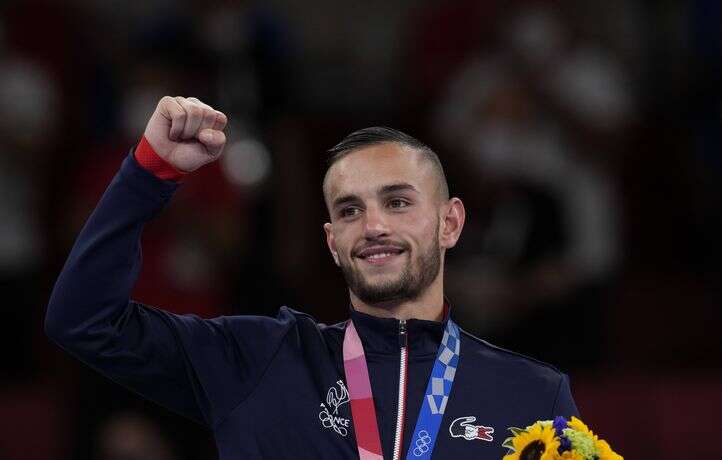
[155,96,226,136]
[186,104,202,118]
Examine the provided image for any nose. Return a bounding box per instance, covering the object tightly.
[362,204,390,240]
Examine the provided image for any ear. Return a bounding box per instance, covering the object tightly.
[323,222,341,266]
[439,197,466,250]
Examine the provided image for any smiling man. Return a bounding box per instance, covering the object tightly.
[46,97,578,460]
[323,131,461,322]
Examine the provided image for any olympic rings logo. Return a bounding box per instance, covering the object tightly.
[412,430,432,457]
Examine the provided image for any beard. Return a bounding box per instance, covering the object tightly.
[339,226,441,305]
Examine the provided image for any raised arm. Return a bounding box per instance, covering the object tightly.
[45,97,293,428]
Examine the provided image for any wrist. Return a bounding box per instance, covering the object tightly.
[134,136,186,181]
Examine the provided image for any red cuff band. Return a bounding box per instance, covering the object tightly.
[135,136,186,181]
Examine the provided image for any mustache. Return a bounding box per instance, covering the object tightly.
[352,239,410,257]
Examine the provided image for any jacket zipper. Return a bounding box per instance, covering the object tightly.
[393,319,408,460]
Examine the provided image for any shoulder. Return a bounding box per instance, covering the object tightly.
[216,306,347,342]
[208,306,308,327]
[240,306,342,341]
[458,326,567,386]
[166,306,309,341]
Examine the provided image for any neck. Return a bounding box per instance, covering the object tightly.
[350,281,445,322]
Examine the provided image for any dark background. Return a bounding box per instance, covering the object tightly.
[0,0,720,458]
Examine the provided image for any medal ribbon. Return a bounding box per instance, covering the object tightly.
[343,318,461,460]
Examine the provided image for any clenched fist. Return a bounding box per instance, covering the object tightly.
[143,96,228,172]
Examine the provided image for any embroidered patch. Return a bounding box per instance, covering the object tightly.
[319,380,351,437]
[449,416,494,442]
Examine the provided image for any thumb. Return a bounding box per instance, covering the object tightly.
[198,129,227,157]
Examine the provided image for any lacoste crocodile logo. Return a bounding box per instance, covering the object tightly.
[449,416,494,442]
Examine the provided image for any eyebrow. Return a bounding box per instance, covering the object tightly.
[379,182,419,195]
[331,182,419,209]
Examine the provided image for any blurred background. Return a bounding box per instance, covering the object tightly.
[0,0,720,458]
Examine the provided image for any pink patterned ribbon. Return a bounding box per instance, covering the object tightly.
[343,320,384,460]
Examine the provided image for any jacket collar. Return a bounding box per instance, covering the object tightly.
[347,301,451,357]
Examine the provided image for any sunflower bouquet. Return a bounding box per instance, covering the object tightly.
[502,416,622,460]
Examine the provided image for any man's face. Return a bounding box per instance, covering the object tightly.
[323,143,446,305]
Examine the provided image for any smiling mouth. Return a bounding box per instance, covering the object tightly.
[364,252,403,265]
[355,246,406,266]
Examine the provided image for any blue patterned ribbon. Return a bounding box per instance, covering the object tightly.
[406,320,461,459]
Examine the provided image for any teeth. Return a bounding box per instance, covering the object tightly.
[368,252,393,260]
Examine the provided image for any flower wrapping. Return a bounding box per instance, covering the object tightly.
[502,416,622,460]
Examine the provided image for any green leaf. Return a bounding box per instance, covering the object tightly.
[509,426,525,437]
[502,437,516,450]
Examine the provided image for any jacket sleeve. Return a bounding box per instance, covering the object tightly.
[44,150,294,429]
[552,373,580,419]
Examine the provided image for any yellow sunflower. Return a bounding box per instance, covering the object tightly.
[595,438,624,460]
[503,423,560,460]
[559,452,583,460]
[568,417,623,460]
[567,417,596,439]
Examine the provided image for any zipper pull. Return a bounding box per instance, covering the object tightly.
[399,319,407,348]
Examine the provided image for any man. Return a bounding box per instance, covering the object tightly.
[46,96,578,459]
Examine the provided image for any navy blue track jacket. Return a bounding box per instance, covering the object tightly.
[45,151,579,459]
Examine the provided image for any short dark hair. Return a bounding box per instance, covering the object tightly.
[325,127,449,200]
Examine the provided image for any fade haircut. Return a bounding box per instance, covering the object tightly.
[324,127,450,203]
